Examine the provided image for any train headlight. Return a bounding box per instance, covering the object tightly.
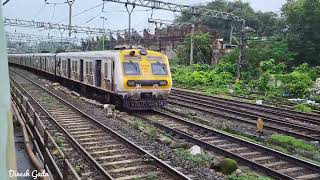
[127,80,136,87]
[159,80,168,86]
[140,49,147,55]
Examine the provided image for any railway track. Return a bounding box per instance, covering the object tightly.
[134,109,320,180]
[172,88,320,126]
[169,89,320,141]
[10,69,191,180]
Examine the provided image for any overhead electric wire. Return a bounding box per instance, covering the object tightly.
[83,12,102,25]
[50,4,57,22]
[32,2,47,21]
[55,2,105,24]
[3,0,11,6]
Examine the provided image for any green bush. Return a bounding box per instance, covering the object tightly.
[172,64,234,90]
[217,158,238,175]
[294,104,312,113]
[280,71,313,97]
[269,134,318,152]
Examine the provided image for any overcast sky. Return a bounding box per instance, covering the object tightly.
[3,0,286,38]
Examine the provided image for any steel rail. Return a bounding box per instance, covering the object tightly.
[169,94,320,140]
[172,88,320,124]
[133,109,320,180]
[10,69,191,180]
[10,75,113,179]
[168,99,319,142]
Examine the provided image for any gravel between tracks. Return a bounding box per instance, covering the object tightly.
[12,67,222,180]
[167,103,273,139]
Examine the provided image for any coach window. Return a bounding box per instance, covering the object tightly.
[104,63,108,78]
[86,61,89,75]
[89,62,93,75]
[62,60,66,70]
[73,61,78,73]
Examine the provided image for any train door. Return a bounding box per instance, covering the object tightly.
[40,57,42,70]
[67,59,71,78]
[95,60,102,87]
[80,59,84,82]
[45,57,47,72]
[103,60,113,90]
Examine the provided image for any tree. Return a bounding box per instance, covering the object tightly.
[282,0,320,66]
[176,0,282,40]
[176,32,213,65]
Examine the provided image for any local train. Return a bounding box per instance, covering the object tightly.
[8,49,172,110]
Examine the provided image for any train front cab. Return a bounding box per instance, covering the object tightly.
[117,49,172,110]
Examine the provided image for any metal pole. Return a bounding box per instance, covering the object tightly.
[125,4,135,45]
[100,17,106,50]
[0,0,17,178]
[190,24,195,66]
[229,23,233,45]
[67,0,75,37]
[237,21,245,81]
[103,19,105,50]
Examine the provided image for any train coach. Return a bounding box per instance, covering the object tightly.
[8,49,172,110]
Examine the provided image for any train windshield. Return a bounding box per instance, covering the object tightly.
[152,63,167,75]
[123,62,140,75]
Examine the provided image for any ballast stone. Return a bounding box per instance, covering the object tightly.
[189,145,201,155]
[103,104,113,117]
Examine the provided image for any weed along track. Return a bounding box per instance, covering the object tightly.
[134,109,320,180]
[169,89,320,142]
[10,70,191,180]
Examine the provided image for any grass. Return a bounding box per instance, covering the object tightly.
[268,134,318,152]
[228,174,271,180]
[175,148,212,166]
[39,95,55,104]
[293,103,312,113]
[145,127,159,139]
[132,119,145,130]
[54,137,65,147]
[132,119,159,139]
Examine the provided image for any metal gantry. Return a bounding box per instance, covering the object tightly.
[4,17,110,34]
[103,0,245,23]
[103,0,246,79]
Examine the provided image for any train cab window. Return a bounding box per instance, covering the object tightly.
[151,63,167,75]
[123,62,140,75]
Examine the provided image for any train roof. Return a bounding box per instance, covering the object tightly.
[56,50,120,58]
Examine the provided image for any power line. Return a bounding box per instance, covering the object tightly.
[55,2,105,24]
[2,0,11,6]
[32,2,47,21]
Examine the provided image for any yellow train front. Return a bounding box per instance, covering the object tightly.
[115,49,172,110]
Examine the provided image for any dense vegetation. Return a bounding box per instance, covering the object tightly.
[172,0,320,102]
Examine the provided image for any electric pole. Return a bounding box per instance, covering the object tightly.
[190,24,195,66]
[67,0,75,37]
[237,21,245,81]
[229,23,233,45]
[125,3,135,44]
[100,16,107,50]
